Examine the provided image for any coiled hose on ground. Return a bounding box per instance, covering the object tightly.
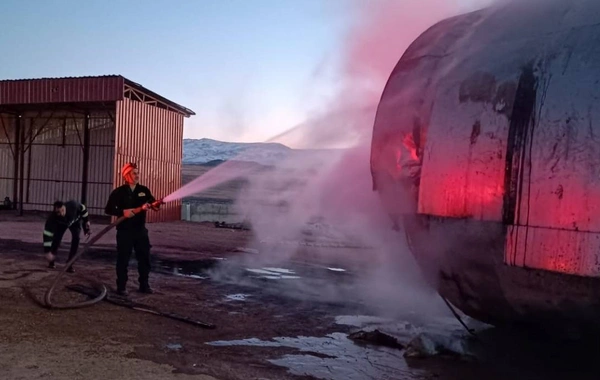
[42,215,127,309]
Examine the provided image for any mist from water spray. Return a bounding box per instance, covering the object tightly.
[165,0,480,200]
[227,0,495,317]
[163,0,495,317]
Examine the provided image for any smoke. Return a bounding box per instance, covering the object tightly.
[223,0,495,318]
[269,0,478,150]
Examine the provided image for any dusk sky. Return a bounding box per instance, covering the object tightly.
[0,0,491,145]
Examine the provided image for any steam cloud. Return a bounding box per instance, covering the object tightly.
[166,0,496,317]
[228,0,495,317]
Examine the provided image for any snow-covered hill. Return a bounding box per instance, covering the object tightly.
[183,138,293,165]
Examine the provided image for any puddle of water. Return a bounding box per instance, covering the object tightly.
[245,268,279,276]
[335,314,480,357]
[226,294,250,301]
[129,256,347,290]
[262,267,296,274]
[165,343,183,351]
[245,268,302,280]
[206,314,489,379]
[236,247,259,254]
[335,315,394,327]
[172,270,209,280]
[207,333,411,380]
[156,258,220,279]
[249,275,282,280]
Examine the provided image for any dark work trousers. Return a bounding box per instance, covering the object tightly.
[52,222,81,265]
[116,228,151,290]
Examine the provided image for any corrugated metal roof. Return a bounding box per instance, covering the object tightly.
[0,74,121,82]
[0,75,195,117]
[123,78,196,117]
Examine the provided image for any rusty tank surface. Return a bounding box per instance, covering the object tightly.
[371,0,600,337]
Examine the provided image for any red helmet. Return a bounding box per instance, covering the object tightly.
[121,162,137,178]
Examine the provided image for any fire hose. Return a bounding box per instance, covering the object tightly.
[42,199,164,310]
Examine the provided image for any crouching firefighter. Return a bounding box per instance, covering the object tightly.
[43,200,91,272]
[104,162,161,296]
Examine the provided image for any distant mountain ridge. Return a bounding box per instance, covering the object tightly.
[183,138,294,165]
[183,138,292,165]
[183,138,348,166]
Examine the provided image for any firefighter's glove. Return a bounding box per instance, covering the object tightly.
[123,209,136,218]
[84,221,91,236]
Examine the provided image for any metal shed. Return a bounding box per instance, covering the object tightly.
[0,75,195,222]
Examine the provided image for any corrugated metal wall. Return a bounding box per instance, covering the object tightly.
[0,113,16,202]
[115,98,183,222]
[16,110,115,214]
[0,76,123,105]
[88,117,116,213]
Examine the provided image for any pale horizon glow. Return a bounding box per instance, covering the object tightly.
[0,0,493,147]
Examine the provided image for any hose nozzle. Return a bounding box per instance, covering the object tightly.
[151,198,165,208]
[141,198,165,211]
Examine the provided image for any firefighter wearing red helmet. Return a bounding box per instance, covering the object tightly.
[104,162,160,296]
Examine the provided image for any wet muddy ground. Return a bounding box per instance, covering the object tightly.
[1,213,600,379]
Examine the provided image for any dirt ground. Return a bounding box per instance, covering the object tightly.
[5,211,594,380]
[0,212,402,380]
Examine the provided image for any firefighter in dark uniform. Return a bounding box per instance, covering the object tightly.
[104,162,160,296]
[43,200,91,272]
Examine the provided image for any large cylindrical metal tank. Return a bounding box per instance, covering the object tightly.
[371,0,600,336]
